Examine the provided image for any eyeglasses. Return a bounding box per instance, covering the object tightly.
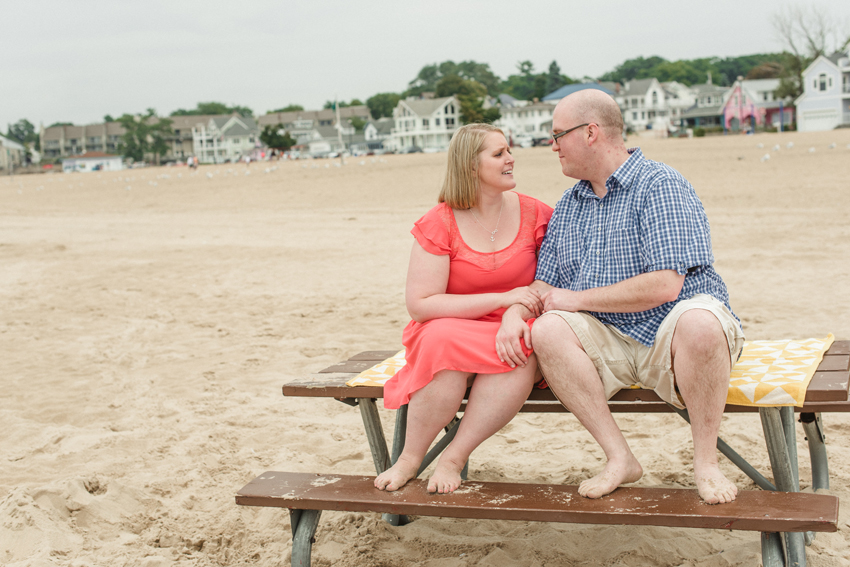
[552,123,589,143]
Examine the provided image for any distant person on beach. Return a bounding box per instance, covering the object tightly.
[377,123,553,494]
[498,89,744,504]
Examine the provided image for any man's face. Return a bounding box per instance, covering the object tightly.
[551,103,584,179]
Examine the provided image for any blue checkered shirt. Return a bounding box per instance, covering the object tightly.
[535,148,739,346]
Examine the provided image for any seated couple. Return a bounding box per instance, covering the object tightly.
[376,90,744,505]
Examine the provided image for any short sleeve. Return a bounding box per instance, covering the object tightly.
[411,205,451,255]
[639,172,714,275]
[533,199,554,251]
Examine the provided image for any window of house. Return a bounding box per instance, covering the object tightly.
[447,104,455,114]
[446,117,455,126]
[422,118,429,127]
[435,118,441,126]
[632,112,638,120]
[651,92,658,105]
[819,73,827,91]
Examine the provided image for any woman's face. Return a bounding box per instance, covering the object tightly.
[476,132,515,192]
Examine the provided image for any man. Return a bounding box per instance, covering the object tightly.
[496,89,744,504]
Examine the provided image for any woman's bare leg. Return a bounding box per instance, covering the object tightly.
[428,356,539,493]
[374,369,471,491]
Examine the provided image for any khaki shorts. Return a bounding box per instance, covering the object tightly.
[541,294,745,409]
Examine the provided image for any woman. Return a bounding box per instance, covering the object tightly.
[376,123,553,494]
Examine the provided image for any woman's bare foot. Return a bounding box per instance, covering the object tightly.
[695,464,737,504]
[374,456,419,492]
[578,455,643,499]
[427,457,465,493]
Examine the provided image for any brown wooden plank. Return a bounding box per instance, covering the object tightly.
[804,370,850,401]
[237,472,838,533]
[826,340,850,356]
[817,355,849,372]
[318,360,377,374]
[349,350,400,361]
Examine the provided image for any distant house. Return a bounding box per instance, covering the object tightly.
[660,82,696,130]
[741,79,794,128]
[41,122,125,160]
[616,78,670,133]
[795,50,850,131]
[495,102,555,143]
[680,81,728,128]
[61,152,123,173]
[389,96,460,151]
[192,115,260,163]
[0,134,26,170]
[258,106,371,146]
[719,79,765,131]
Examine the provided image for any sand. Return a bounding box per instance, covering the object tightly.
[1,130,849,566]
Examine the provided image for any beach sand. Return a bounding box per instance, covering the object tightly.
[2,130,850,566]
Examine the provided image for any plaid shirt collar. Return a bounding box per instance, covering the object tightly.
[571,147,643,201]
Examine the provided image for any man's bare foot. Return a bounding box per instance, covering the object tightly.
[427,457,465,494]
[695,464,737,504]
[374,456,419,492]
[578,455,643,499]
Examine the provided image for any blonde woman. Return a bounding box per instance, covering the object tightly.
[377,124,553,494]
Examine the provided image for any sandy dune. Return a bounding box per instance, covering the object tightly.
[2,129,849,566]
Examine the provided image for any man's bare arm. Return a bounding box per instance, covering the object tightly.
[542,270,684,314]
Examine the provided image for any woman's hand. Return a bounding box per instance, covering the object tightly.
[502,286,543,316]
[495,308,532,368]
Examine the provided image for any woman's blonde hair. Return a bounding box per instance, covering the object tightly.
[438,123,505,209]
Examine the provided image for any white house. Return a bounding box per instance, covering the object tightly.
[389,96,460,152]
[0,134,26,171]
[495,102,555,144]
[795,51,850,132]
[61,152,123,173]
[192,115,260,163]
[661,82,697,130]
[616,78,670,133]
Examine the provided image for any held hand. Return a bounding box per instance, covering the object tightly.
[502,286,543,316]
[495,310,531,368]
[542,289,583,313]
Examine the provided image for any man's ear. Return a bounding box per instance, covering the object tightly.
[585,123,600,146]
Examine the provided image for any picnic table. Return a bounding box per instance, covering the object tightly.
[238,340,848,566]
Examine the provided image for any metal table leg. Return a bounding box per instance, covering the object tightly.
[289,509,321,567]
[383,405,411,526]
[760,407,806,567]
[357,398,391,474]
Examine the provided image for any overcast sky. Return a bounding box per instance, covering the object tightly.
[3,0,849,131]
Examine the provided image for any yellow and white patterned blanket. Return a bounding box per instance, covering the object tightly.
[346,335,835,408]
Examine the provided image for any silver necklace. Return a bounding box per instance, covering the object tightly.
[469,196,504,242]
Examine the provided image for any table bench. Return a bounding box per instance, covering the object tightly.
[238,340,849,566]
[237,472,838,567]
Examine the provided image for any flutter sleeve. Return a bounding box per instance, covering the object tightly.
[411,204,452,255]
[533,199,555,252]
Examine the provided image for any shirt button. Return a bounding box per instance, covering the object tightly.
[595,252,600,256]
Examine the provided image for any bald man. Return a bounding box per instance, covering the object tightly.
[496,89,744,504]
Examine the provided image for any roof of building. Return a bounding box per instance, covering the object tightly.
[541,82,615,102]
[372,117,394,135]
[691,83,728,96]
[210,115,258,136]
[258,106,371,127]
[0,134,25,151]
[826,50,849,66]
[401,96,454,116]
[622,78,657,97]
[680,104,724,119]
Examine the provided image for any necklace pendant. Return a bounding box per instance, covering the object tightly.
[490,235,496,242]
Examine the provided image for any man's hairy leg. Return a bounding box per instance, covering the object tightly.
[533,315,642,498]
[672,309,737,505]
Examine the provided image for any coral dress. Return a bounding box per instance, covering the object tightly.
[383,192,553,409]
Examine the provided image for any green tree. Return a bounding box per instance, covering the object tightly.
[366,92,401,119]
[170,102,253,117]
[349,117,366,132]
[7,119,39,150]
[103,114,115,122]
[116,110,173,164]
[259,125,296,151]
[500,61,553,101]
[435,76,500,124]
[267,104,304,113]
[407,60,502,97]
[49,122,73,128]
[546,61,566,95]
